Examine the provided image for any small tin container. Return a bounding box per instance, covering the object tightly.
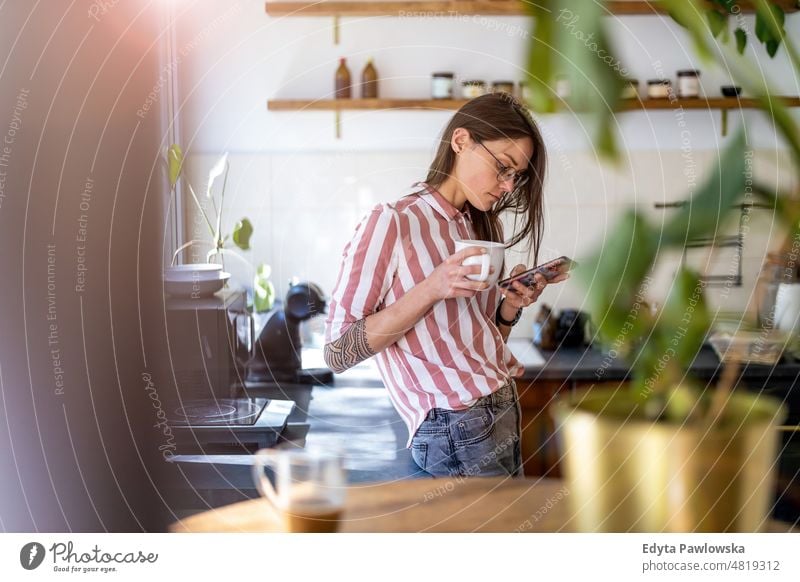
[621,79,639,99]
[647,79,672,99]
[462,80,488,99]
[492,81,515,95]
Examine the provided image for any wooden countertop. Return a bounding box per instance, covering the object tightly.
[170,477,794,533]
[171,477,571,533]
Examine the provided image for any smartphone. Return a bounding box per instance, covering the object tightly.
[497,256,577,289]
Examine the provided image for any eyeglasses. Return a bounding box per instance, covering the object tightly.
[477,141,529,191]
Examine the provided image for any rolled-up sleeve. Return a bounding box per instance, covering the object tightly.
[325,204,399,344]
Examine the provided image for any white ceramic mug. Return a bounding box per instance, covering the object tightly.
[252,447,346,533]
[453,240,505,285]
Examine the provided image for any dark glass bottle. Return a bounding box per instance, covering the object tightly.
[361,58,378,99]
[334,57,351,99]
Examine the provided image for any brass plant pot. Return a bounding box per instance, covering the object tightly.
[551,387,786,532]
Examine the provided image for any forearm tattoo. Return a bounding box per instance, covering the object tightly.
[324,319,377,373]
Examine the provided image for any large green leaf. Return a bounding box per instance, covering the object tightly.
[578,209,658,348]
[661,267,711,366]
[712,0,737,14]
[735,28,747,54]
[557,2,622,110]
[168,144,183,189]
[628,268,710,411]
[232,218,253,251]
[662,130,747,245]
[755,3,785,45]
[706,10,726,39]
[526,1,622,158]
[526,2,556,114]
[660,0,714,62]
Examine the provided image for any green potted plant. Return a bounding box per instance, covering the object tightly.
[525,0,795,531]
[166,144,275,311]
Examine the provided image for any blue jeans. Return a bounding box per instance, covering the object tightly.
[410,380,523,478]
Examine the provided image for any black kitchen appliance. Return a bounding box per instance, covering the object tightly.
[554,309,591,348]
[249,281,333,384]
[165,289,254,400]
[535,305,591,350]
[167,397,294,454]
[164,289,295,453]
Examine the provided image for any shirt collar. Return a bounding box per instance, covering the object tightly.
[413,182,472,223]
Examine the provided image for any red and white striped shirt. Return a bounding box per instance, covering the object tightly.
[325,183,523,447]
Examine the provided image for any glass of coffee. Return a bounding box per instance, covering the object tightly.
[251,447,346,533]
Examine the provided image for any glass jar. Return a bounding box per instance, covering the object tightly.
[647,79,672,99]
[431,72,455,99]
[462,80,488,99]
[676,69,701,98]
[621,79,639,99]
[492,81,515,95]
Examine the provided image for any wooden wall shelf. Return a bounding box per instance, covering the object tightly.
[267,97,800,138]
[268,96,800,138]
[268,96,800,112]
[265,0,799,17]
[268,98,466,110]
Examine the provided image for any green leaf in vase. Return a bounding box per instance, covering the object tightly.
[232,218,253,250]
[254,263,275,312]
[168,144,183,188]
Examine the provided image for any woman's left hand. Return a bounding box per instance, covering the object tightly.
[500,263,569,312]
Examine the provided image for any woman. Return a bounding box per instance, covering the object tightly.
[323,93,568,478]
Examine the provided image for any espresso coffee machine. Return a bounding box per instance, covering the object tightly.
[248,281,333,385]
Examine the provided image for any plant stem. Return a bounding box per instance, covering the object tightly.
[171,239,215,265]
[214,161,230,244]
[185,181,216,237]
[207,247,254,274]
[706,358,740,428]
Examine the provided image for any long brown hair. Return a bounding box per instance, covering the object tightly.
[425,92,546,266]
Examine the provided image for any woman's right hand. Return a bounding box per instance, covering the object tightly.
[422,247,493,301]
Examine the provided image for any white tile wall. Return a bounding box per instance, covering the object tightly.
[183,148,795,338]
